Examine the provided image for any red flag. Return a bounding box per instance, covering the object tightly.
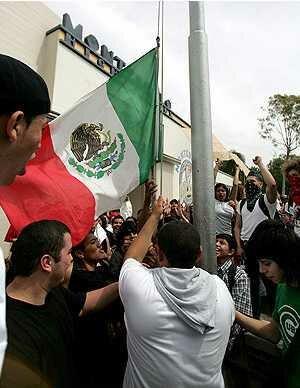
[0,125,95,245]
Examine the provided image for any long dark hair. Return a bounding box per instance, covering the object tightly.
[215,183,229,201]
[246,220,300,287]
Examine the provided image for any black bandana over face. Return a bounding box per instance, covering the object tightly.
[245,181,262,211]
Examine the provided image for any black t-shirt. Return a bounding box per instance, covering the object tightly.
[1,287,86,388]
[69,262,113,292]
[69,266,127,388]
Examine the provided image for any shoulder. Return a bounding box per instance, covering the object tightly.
[232,267,251,294]
[120,257,147,272]
[237,199,246,214]
[52,286,86,316]
[263,193,276,208]
[119,259,151,287]
[214,274,232,296]
[119,259,155,306]
[213,275,235,317]
[234,266,249,280]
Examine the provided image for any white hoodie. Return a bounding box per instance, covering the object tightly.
[120,259,234,388]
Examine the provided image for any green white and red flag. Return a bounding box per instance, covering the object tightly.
[0,48,158,245]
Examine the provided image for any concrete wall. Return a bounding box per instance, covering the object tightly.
[0,2,59,71]
[50,43,109,113]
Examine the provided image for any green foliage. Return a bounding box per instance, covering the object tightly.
[258,94,300,158]
[267,156,285,194]
[219,150,246,177]
[248,166,261,177]
[267,155,299,195]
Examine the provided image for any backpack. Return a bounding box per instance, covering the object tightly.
[240,195,280,225]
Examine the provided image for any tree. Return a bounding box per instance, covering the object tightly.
[267,154,299,195]
[267,156,285,195]
[259,95,300,194]
[258,94,300,160]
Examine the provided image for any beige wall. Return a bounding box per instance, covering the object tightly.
[0,2,59,250]
[51,43,109,113]
[0,2,59,71]
[163,116,190,160]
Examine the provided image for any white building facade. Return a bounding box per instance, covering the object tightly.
[0,2,246,249]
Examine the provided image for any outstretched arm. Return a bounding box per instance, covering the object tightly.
[253,156,277,204]
[178,201,190,223]
[214,159,222,183]
[125,196,165,262]
[137,180,157,232]
[229,165,240,202]
[80,282,119,316]
[235,311,280,343]
[234,213,243,257]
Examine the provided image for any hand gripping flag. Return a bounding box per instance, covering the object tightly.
[0,48,158,245]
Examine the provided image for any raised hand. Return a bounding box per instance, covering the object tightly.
[153,196,166,218]
[253,156,262,166]
[144,180,158,206]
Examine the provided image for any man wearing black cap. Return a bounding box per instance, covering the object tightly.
[0,54,50,185]
[0,54,51,375]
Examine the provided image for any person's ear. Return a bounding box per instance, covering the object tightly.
[40,255,53,273]
[5,111,26,143]
[229,248,235,257]
[195,248,202,266]
[157,246,168,267]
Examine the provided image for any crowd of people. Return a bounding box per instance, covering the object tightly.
[0,54,299,388]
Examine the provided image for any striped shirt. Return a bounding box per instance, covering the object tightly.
[218,259,252,350]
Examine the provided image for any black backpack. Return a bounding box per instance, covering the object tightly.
[240,195,280,224]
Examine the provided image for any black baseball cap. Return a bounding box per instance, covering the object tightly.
[0,54,50,117]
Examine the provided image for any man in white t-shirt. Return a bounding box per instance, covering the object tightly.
[119,196,234,388]
[234,156,277,257]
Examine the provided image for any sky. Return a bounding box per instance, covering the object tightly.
[46,0,300,165]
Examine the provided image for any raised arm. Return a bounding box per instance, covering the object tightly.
[125,196,165,262]
[213,159,221,183]
[137,180,157,232]
[235,311,280,343]
[229,165,240,202]
[253,156,277,204]
[234,213,243,258]
[177,201,190,223]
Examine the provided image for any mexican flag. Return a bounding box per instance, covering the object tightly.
[0,48,158,245]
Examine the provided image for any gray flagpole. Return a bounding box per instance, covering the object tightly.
[188,1,216,273]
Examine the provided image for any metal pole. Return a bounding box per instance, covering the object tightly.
[188,1,216,273]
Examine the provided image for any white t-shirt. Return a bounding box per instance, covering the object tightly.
[0,248,7,375]
[119,259,234,388]
[215,200,234,235]
[237,194,276,241]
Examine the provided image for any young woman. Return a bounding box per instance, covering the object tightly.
[236,220,300,388]
[214,159,236,235]
[215,183,235,235]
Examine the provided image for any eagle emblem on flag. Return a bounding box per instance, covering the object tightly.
[68,122,125,179]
